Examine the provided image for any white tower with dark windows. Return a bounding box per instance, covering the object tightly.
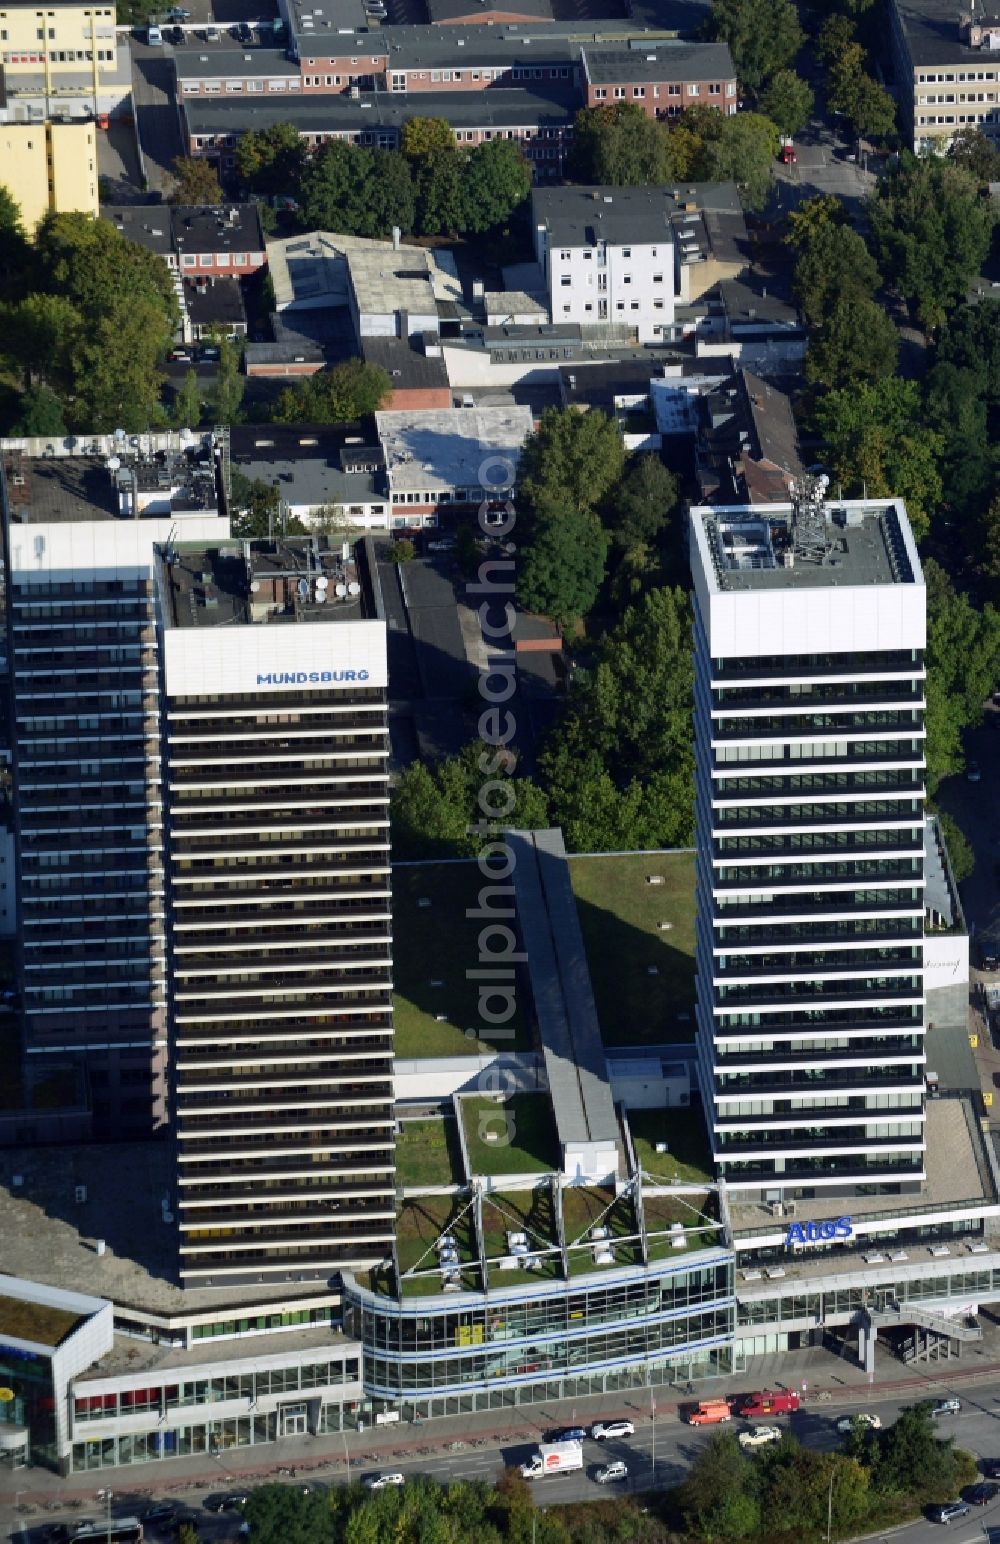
[689,489,928,1202]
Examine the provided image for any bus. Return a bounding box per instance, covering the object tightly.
[70,1520,143,1544]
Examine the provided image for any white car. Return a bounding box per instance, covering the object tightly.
[595,1461,628,1484]
[365,1473,405,1490]
[591,1420,635,1441]
[836,1413,882,1433]
[739,1425,782,1451]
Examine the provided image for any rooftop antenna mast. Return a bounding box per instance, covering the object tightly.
[788,470,832,565]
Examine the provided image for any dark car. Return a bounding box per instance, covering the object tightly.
[142,1508,176,1526]
[545,1427,586,1443]
[966,1482,1000,1505]
[168,26,185,43]
[41,1528,68,1544]
[202,1497,246,1515]
[985,1461,1000,1480]
[928,1501,971,1524]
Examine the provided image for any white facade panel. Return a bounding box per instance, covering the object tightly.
[162,619,388,695]
[705,583,926,660]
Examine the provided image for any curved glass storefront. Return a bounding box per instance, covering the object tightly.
[343,1250,736,1414]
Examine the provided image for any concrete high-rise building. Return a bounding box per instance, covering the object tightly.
[689,489,928,1201]
[156,535,395,1288]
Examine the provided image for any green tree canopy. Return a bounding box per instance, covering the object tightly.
[813,377,943,540]
[516,502,609,625]
[539,586,695,850]
[172,367,202,429]
[0,292,83,393]
[207,335,245,425]
[786,191,850,249]
[234,121,307,197]
[816,13,858,66]
[298,140,415,238]
[760,69,815,136]
[948,124,1000,181]
[870,155,996,330]
[391,745,549,860]
[461,140,532,232]
[0,184,31,302]
[570,102,677,185]
[793,221,881,326]
[605,453,679,550]
[168,155,223,205]
[805,295,900,388]
[414,146,467,236]
[400,116,456,159]
[923,560,1000,787]
[519,407,626,522]
[684,108,781,211]
[272,359,392,424]
[11,383,66,436]
[704,0,803,90]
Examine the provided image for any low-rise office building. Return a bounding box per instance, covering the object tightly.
[580,40,737,117]
[375,403,533,524]
[103,204,267,279]
[0,0,130,124]
[888,0,1000,150]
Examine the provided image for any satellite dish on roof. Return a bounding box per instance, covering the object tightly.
[179,428,195,447]
[347,581,361,596]
[316,575,328,589]
[335,582,347,598]
[107,457,121,472]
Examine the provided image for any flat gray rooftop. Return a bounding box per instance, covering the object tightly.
[510,829,621,1167]
[3,455,119,523]
[730,1096,997,1252]
[161,537,373,628]
[0,1142,339,1317]
[84,1323,355,1380]
[695,500,919,592]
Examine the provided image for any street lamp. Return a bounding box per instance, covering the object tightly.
[342,1425,350,1484]
[825,1466,835,1544]
[650,1388,657,1483]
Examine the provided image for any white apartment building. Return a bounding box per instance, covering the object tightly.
[532,184,677,344]
[689,489,929,1203]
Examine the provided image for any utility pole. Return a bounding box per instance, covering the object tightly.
[650,1388,657,1483]
[342,1426,351,1484]
[826,1467,835,1544]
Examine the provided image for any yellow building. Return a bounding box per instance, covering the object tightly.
[0,1,131,123]
[1,119,99,229]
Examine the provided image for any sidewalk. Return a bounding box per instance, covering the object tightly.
[6,1341,1000,1505]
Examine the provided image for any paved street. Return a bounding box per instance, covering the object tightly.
[130,35,186,195]
[10,1351,1000,1526]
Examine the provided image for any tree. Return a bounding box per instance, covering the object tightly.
[208,335,244,425]
[229,471,281,537]
[816,13,858,67]
[415,147,468,236]
[938,809,975,883]
[848,74,898,140]
[570,103,677,186]
[606,453,679,550]
[793,222,881,326]
[786,192,850,250]
[390,537,416,563]
[516,503,609,625]
[391,746,549,860]
[704,0,803,91]
[539,586,695,851]
[365,150,417,240]
[461,140,532,233]
[401,116,455,160]
[272,359,391,424]
[948,125,1000,182]
[0,185,31,302]
[827,41,868,117]
[685,108,781,211]
[922,560,1000,788]
[805,295,899,388]
[234,122,306,197]
[11,384,66,436]
[679,1431,759,1539]
[760,69,815,136]
[872,1401,971,1499]
[813,378,943,540]
[172,367,202,429]
[1,214,176,431]
[519,407,626,524]
[870,155,996,330]
[168,155,223,205]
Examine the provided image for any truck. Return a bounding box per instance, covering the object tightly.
[779,138,797,164]
[735,1389,800,1418]
[520,1441,584,1479]
[687,1398,733,1426]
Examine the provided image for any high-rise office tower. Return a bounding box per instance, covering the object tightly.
[2,452,230,1137]
[689,489,928,1201]
[157,535,394,1287]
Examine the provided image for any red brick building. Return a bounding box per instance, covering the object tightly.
[581,40,737,118]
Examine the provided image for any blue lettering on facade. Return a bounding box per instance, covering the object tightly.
[785,1215,853,1248]
[255,670,370,685]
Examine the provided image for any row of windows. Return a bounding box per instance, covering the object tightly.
[592,80,733,99]
[2,46,113,59]
[917,68,998,81]
[74,1361,358,1420]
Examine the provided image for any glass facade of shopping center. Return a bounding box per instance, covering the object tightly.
[344,1255,736,1408]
